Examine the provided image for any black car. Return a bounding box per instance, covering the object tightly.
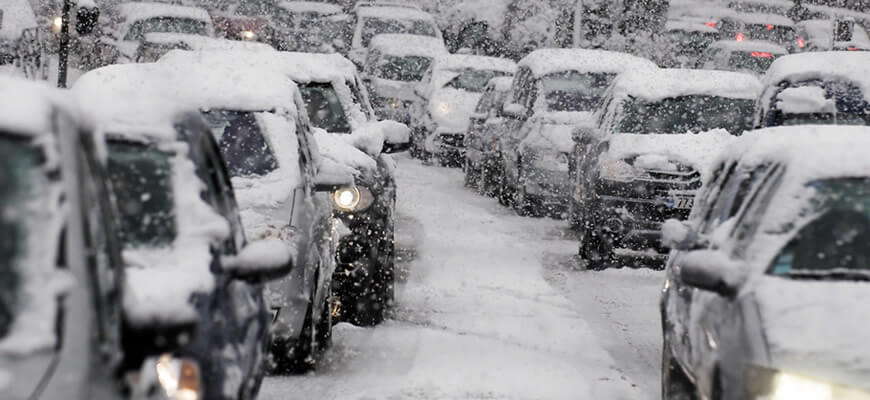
[75,69,295,398]
[0,77,197,400]
[755,51,870,128]
[660,126,870,399]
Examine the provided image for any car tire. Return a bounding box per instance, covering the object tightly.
[662,341,697,400]
[271,303,316,375]
[579,221,615,270]
[513,181,535,217]
[464,160,476,188]
[315,289,333,350]
[498,166,514,207]
[348,270,387,326]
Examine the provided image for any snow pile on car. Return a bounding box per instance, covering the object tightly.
[369,33,448,58]
[762,51,870,103]
[775,86,836,114]
[610,68,762,102]
[603,129,734,179]
[518,48,657,77]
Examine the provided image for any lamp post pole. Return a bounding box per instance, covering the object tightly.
[57,0,73,88]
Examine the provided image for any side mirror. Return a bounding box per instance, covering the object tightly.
[502,103,528,120]
[677,250,746,297]
[221,238,293,283]
[313,157,355,192]
[75,5,100,36]
[378,120,411,153]
[661,219,707,251]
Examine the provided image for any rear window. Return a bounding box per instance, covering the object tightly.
[374,54,432,82]
[728,51,778,74]
[124,17,209,41]
[541,72,616,112]
[107,141,177,248]
[203,110,279,177]
[617,95,755,134]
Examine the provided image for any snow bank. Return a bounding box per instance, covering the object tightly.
[0,0,37,41]
[519,48,656,78]
[612,68,761,102]
[369,34,447,58]
[775,86,835,114]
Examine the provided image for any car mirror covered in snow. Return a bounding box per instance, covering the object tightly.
[678,250,747,298]
[661,219,706,251]
[221,238,294,283]
[378,120,411,153]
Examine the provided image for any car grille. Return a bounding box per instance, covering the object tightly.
[439,133,465,148]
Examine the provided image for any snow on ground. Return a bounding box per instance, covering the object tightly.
[260,154,651,399]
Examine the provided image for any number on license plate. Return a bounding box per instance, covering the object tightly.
[669,195,694,210]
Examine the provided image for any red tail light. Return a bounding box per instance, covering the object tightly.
[848,46,860,51]
[751,51,772,58]
[798,37,806,48]
[766,24,774,30]
[736,32,745,41]
[705,21,717,28]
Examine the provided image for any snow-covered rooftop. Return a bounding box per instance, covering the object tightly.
[277,1,343,15]
[611,68,762,101]
[118,2,212,23]
[709,39,789,54]
[725,12,794,26]
[437,54,517,74]
[0,0,37,41]
[665,19,719,34]
[762,52,870,101]
[159,49,357,84]
[368,34,447,57]
[143,32,275,52]
[518,48,656,77]
[0,77,70,136]
[357,5,435,21]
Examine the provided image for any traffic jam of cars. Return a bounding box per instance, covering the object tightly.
[2,0,870,399]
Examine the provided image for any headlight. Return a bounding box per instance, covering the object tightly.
[434,101,451,117]
[52,16,63,33]
[771,372,833,400]
[599,158,638,182]
[746,367,870,400]
[240,30,257,41]
[332,186,375,212]
[156,355,202,400]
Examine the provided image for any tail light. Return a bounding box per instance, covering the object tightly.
[766,24,774,30]
[847,46,860,51]
[750,51,772,58]
[798,37,806,48]
[705,21,717,28]
[736,32,745,42]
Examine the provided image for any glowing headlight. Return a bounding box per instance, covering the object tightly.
[240,30,257,41]
[332,186,375,212]
[156,354,201,400]
[599,158,638,182]
[771,372,833,400]
[434,101,451,116]
[52,16,63,32]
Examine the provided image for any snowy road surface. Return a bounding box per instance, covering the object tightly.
[261,155,661,399]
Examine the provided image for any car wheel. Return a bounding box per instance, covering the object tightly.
[315,288,334,350]
[662,341,697,400]
[271,303,316,374]
[497,166,514,207]
[463,160,476,188]
[578,221,615,270]
[513,180,534,217]
[348,270,387,326]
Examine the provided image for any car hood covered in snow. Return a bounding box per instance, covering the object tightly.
[521,112,594,154]
[753,276,870,390]
[428,87,482,133]
[603,130,734,179]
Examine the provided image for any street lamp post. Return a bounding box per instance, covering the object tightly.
[57,0,72,88]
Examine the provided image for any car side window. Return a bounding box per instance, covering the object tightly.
[475,88,494,113]
[201,136,244,253]
[729,164,785,256]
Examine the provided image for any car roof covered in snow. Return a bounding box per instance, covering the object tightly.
[143,32,275,52]
[611,68,761,102]
[762,52,870,100]
[436,54,517,74]
[368,34,447,57]
[356,5,434,21]
[665,19,719,33]
[488,76,514,92]
[277,1,343,14]
[518,48,656,78]
[118,2,212,23]
[0,0,37,41]
[159,49,357,83]
[710,39,789,53]
[723,11,794,26]
[0,76,76,137]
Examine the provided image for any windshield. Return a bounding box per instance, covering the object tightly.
[728,51,778,74]
[0,135,41,340]
[203,110,278,177]
[444,69,510,93]
[617,95,754,134]
[124,17,209,41]
[361,17,438,47]
[300,83,352,133]
[374,55,432,82]
[769,178,870,278]
[540,72,616,112]
[107,141,177,248]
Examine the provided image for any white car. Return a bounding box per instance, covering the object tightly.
[115,2,214,61]
[697,39,788,76]
[347,5,442,66]
[410,53,516,165]
[361,33,447,122]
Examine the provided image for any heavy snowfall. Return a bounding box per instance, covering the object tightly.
[2,0,870,400]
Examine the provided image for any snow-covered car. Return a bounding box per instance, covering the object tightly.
[347,5,442,66]
[697,39,788,75]
[74,66,298,399]
[660,126,870,400]
[412,54,517,166]
[271,1,348,53]
[134,32,274,63]
[718,12,799,51]
[0,76,200,400]
[572,68,760,269]
[755,51,870,128]
[660,19,720,68]
[795,19,870,52]
[115,2,214,61]
[362,33,447,123]
[496,48,656,208]
[159,49,411,326]
[464,76,513,195]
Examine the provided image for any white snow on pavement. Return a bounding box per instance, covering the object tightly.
[260,155,643,399]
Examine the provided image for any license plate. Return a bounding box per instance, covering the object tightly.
[668,195,694,210]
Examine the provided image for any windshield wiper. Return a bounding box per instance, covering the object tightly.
[778,269,870,282]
